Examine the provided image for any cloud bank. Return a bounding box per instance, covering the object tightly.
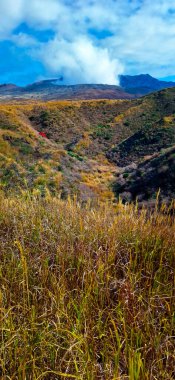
[0,0,175,84]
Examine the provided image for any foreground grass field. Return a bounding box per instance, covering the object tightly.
[0,193,175,379]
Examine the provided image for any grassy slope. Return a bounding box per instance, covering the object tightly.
[0,99,135,201]
[114,145,175,204]
[1,88,175,203]
[0,193,175,379]
[108,88,175,166]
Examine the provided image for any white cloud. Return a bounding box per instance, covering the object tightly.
[12,33,38,47]
[0,0,175,82]
[0,0,24,38]
[38,36,123,84]
[108,0,175,77]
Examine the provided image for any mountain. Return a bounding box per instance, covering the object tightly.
[119,74,175,96]
[1,74,175,101]
[0,81,134,101]
[0,83,21,93]
[0,86,175,204]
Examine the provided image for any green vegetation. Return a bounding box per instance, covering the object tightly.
[67,150,84,161]
[92,124,113,141]
[123,172,129,179]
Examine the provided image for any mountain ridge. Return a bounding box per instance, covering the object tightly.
[0,74,175,101]
[119,73,175,90]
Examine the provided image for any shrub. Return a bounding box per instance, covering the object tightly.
[123,172,129,179]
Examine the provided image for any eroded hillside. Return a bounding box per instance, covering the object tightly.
[1,87,175,203]
[0,99,133,200]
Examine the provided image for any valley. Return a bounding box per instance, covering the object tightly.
[0,87,175,205]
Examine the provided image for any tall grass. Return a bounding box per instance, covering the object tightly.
[0,193,174,379]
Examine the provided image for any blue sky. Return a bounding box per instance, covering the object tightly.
[0,0,175,85]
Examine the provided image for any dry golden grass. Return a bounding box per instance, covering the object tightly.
[0,100,122,200]
[0,192,175,379]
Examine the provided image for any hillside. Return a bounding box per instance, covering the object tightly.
[0,87,175,203]
[0,99,133,201]
[107,88,175,166]
[114,145,175,204]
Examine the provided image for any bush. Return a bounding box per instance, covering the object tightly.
[68,150,83,161]
[123,120,130,126]
[92,124,113,140]
[123,172,129,179]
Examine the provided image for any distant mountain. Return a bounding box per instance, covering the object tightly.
[22,82,134,100]
[24,79,59,92]
[0,74,175,101]
[119,74,175,96]
[0,81,134,101]
[0,84,21,93]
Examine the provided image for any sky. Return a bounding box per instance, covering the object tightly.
[0,0,175,86]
